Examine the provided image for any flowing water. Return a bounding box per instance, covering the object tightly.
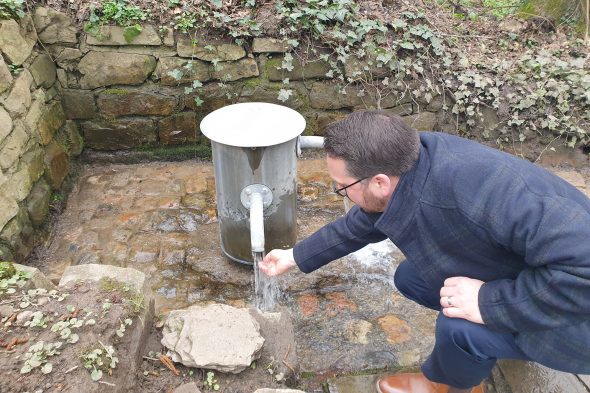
[252,251,281,311]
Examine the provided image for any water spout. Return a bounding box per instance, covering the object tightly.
[249,191,265,253]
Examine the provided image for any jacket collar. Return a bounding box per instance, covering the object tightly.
[374,139,430,242]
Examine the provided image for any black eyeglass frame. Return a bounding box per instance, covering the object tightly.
[332,177,369,197]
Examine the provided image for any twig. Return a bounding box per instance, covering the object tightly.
[142,356,160,362]
[282,359,295,374]
[65,365,79,374]
[283,343,291,361]
[158,354,180,376]
[98,381,116,387]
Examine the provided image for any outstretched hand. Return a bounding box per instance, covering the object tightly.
[258,248,297,277]
[440,276,485,324]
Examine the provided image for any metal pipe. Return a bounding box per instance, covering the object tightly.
[249,192,265,253]
[299,136,324,149]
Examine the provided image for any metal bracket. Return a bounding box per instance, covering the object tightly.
[240,184,273,209]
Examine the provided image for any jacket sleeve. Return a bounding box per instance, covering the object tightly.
[475,173,590,333]
[293,205,387,273]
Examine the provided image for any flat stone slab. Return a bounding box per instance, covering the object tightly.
[162,304,265,373]
[59,263,148,294]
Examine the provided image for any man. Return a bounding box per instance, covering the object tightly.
[259,110,590,393]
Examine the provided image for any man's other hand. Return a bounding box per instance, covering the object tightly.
[259,248,297,277]
[440,276,485,324]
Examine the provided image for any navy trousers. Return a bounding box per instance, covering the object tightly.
[394,261,532,389]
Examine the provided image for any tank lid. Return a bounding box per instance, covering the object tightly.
[200,102,306,147]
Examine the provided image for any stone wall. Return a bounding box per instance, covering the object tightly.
[30,7,444,153]
[0,14,81,261]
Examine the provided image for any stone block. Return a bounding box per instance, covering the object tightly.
[238,81,306,110]
[0,106,12,144]
[81,118,157,150]
[78,51,157,89]
[402,112,437,131]
[265,55,331,81]
[59,263,149,294]
[97,88,178,117]
[0,55,12,94]
[26,178,51,227]
[383,103,413,117]
[499,360,588,393]
[161,27,175,46]
[158,112,198,145]
[0,18,36,66]
[86,25,162,46]
[0,120,28,170]
[33,7,77,45]
[55,120,83,157]
[177,36,245,61]
[161,304,264,373]
[0,193,19,230]
[43,140,70,189]
[37,100,66,145]
[44,86,58,102]
[5,146,46,202]
[13,263,57,291]
[53,47,83,71]
[309,81,359,110]
[29,53,57,89]
[344,54,390,80]
[155,57,211,86]
[24,91,45,136]
[211,58,259,82]
[173,382,202,393]
[0,206,32,246]
[1,69,33,117]
[56,68,68,88]
[61,89,97,119]
[252,38,292,53]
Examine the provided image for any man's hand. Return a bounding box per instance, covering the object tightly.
[440,276,485,324]
[259,248,297,277]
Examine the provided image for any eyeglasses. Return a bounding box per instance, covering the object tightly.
[332,177,368,197]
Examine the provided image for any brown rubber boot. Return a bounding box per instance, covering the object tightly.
[376,372,485,393]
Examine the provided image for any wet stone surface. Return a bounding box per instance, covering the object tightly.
[31,158,590,391]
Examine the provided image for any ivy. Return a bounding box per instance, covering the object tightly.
[84,0,148,42]
[0,0,25,19]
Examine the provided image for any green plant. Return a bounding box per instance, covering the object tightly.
[84,0,147,42]
[0,0,25,19]
[115,318,132,337]
[8,64,22,75]
[0,261,29,295]
[174,12,197,33]
[21,341,62,374]
[82,342,119,381]
[204,371,220,391]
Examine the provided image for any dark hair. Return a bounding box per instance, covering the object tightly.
[323,110,420,178]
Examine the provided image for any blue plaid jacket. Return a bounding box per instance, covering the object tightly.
[293,132,590,373]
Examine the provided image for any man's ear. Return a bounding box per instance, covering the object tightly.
[372,174,391,194]
[371,174,399,197]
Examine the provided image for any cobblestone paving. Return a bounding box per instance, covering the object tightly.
[34,157,590,390]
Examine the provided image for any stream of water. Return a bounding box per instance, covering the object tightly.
[252,251,280,312]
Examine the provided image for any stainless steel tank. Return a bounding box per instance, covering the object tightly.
[200,103,307,264]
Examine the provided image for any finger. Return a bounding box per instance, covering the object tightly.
[442,307,465,319]
[444,276,467,286]
[439,287,455,298]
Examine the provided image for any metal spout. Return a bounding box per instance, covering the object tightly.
[241,184,273,255]
[297,136,324,157]
[249,192,265,253]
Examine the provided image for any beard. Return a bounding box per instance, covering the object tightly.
[360,189,388,213]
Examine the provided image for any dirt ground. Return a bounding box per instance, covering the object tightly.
[0,276,145,393]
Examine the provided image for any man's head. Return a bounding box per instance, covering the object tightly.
[324,111,420,212]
